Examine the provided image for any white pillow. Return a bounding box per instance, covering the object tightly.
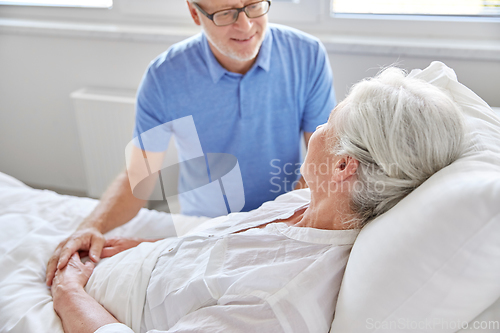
[331,61,500,333]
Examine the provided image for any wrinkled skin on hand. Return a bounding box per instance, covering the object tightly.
[51,252,95,308]
[46,227,105,286]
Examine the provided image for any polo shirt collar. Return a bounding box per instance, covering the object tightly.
[254,27,272,72]
[201,33,227,84]
[201,28,273,84]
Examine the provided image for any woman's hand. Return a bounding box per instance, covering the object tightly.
[100,237,148,258]
[50,252,119,333]
[51,252,95,309]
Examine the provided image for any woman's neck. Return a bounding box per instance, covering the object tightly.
[236,190,359,234]
[292,191,358,230]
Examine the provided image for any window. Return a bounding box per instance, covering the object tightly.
[0,0,111,8]
[332,0,500,16]
[0,0,497,45]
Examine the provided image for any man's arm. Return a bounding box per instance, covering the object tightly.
[294,132,313,190]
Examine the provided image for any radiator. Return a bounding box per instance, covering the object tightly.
[71,87,137,199]
[71,88,180,215]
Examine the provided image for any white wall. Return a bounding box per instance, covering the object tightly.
[0,33,171,191]
[329,54,500,104]
[0,13,499,194]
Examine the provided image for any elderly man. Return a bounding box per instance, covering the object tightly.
[46,0,335,286]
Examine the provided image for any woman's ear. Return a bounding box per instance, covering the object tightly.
[333,156,359,182]
[187,1,202,26]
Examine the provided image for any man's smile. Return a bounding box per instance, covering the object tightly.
[231,34,256,43]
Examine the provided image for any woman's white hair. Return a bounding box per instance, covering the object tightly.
[330,67,466,227]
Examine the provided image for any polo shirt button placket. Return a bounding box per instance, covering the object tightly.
[239,77,246,120]
[238,76,244,119]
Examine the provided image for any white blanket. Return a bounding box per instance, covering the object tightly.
[0,171,209,333]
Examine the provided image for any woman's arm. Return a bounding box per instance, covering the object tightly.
[54,289,119,333]
[52,253,119,333]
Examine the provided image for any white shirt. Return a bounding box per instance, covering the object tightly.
[95,190,359,333]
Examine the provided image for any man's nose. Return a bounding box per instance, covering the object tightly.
[234,10,252,30]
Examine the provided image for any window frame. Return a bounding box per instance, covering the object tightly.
[295,0,499,40]
[330,0,500,17]
[0,0,498,42]
[0,0,111,8]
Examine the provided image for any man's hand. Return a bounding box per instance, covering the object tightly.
[100,237,145,258]
[46,227,105,286]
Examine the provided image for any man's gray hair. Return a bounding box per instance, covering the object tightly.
[330,67,466,227]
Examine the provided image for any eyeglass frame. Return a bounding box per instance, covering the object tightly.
[192,0,271,26]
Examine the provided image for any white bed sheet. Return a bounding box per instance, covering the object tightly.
[0,171,210,333]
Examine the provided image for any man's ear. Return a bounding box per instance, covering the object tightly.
[187,1,202,26]
[333,156,359,182]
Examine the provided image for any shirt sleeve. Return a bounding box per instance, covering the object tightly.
[134,63,173,152]
[301,41,336,133]
[94,323,135,333]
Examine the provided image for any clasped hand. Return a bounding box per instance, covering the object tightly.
[51,252,94,308]
[46,227,145,286]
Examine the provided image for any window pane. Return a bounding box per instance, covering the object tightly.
[332,0,500,16]
[0,0,111,7]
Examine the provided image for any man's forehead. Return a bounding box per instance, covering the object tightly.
[196,0,253,10]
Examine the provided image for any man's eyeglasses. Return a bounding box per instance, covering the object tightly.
[192,0,271,27]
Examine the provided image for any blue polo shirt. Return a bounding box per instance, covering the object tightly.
[134,23,335,216]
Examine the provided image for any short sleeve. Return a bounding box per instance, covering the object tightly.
[94,323,135,333]
[133,63,173,152]
[301,42,336,133]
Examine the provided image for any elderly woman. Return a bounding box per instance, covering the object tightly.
[50,67,465,333]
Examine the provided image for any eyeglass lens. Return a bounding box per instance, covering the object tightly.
[213,1,269,26]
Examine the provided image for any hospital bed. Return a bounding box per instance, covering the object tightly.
[0,62,499,333]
